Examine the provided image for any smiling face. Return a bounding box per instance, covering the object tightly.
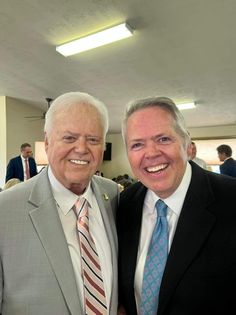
[125,106,191,199]
[45,103,104,195]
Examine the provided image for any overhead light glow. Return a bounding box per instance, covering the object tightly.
[56,22,134,57]
[177,102,196,110]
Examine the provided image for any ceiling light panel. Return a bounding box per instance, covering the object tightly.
[177,102,196,110]
[56,23,134,57]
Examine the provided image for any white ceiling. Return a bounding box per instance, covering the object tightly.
[1,0,236,133]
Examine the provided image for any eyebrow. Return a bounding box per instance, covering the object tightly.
[128,133,167,143]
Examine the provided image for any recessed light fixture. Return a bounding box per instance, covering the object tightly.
[177,102,196,110]
[56,22,134,57]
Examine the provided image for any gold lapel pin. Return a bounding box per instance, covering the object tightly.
[103,193,109,201]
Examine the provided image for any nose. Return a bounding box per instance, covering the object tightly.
[74,137,88,154]
[145,141,161,158]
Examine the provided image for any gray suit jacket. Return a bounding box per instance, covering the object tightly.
[0,168,119,315]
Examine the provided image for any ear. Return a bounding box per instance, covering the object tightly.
[187,141,193,158]
[44,133,49,153]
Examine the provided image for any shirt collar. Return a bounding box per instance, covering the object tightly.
[48,166,92,215]
[21,155,27,161]
[145,161,192,216]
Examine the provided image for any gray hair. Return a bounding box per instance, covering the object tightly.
[44,92,109,139]
[122,96,191,147]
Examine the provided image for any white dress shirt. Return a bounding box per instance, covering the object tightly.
[21,155,28,181]
[134,162,192,314]
[48,167,112,313]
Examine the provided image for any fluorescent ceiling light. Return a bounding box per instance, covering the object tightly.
[56,22,134,57]
[177,102,196,110]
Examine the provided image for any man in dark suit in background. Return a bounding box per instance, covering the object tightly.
[5,142,38,182]
[217,144,236,177]
[117,96,236,315]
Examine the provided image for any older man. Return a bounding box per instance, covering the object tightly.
[0,92,119,315]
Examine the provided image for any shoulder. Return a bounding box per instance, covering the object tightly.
[189,161,236,200]
[0,179,30,207]
[92,175,119,196]
[120,181,146,203]
[8,156,21,163]
[203,167,236,198]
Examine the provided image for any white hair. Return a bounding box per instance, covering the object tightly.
[44,91,109,139]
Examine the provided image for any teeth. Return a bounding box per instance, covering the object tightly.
[147,164,167,172]
[70,159,88,165]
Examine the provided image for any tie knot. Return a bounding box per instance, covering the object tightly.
[156,199,168,217]
[74,197,88,218]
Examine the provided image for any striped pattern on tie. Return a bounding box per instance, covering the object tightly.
[75,197,107,315]
[24,158,30,180]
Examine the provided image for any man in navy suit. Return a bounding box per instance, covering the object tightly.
[117,96,236,315]
[217,144,236,177]
[5,143,38,182]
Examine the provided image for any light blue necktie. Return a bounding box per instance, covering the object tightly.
[140,199,168,315]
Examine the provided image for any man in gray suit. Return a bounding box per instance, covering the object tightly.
[0,92,119,315]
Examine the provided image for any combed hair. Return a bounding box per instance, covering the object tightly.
[20,143,31,150]
[122,96,191,147]
[217,144,232,157]
[44,92,109,139]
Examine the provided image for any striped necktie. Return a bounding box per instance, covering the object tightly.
[74,197,107,315]
[24,158,30,180]
[140,199,168,315]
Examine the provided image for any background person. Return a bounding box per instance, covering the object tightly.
[117,96,236,315]
[5,142,38,182]
[0,92,119,315]
[216,144,236,177]
[3,178,21,190]
[189,141,207,169]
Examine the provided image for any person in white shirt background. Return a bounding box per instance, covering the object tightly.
[189,141,207,169]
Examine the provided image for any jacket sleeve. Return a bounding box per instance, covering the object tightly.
[5,159,15,183]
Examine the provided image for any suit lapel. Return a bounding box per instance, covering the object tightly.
[159,164,216,314]
[17,155,24,180]
[118,183,147,314]
[28,170,82,315]
[91,178,118,251]
[123,185,146,281]
[91,177,118,314]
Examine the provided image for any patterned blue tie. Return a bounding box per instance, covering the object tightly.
[140,199,168,315]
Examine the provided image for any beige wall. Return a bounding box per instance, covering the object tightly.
[6,97,45,159]
[188,125,236,139]
[0,97,45,187]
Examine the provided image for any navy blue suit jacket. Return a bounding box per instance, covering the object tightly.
[220,157,236,177]
[117,161,236,315]
[5,155,38,182]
